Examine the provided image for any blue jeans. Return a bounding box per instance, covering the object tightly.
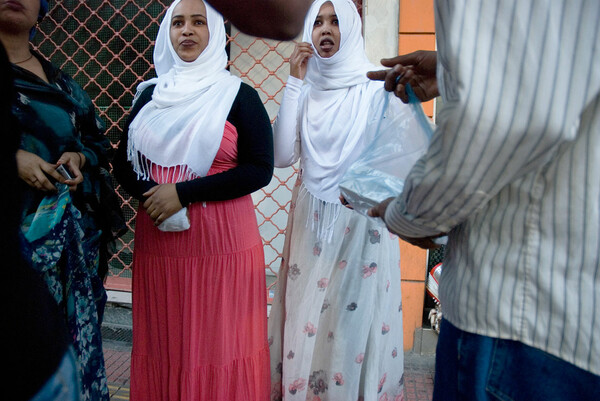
[433,319,600,401]
[30,348,80,401]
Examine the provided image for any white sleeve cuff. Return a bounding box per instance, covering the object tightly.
[285,75,304,93]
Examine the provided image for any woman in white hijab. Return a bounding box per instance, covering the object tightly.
[113,0,273,399]
[267,1,406,400]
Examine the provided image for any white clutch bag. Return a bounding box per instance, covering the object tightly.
[158,207,190,232]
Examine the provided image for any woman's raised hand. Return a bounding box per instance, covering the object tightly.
[143,183,183,226]
[289,42,314,80]
[16,149,64,192]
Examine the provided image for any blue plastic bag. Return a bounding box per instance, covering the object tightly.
[339,85,434,215]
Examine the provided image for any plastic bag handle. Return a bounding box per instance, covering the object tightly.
[405,84,435,140]
[369,83,435,157]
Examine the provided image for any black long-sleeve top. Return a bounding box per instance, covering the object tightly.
[113,82,274,206]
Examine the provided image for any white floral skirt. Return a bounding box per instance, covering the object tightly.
[268,181,405,401]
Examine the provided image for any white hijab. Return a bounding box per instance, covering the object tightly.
[299,0,383,204]
[127,0,241,182]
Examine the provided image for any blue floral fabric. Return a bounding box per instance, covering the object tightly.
[11,55,118,401]
[22,185,109,401]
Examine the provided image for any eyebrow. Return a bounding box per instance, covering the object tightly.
[172,13,206,19]
[316,12,338,19]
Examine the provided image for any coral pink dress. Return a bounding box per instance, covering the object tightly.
[130,122,270,400]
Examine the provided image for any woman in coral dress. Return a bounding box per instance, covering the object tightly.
[113,0,273,399]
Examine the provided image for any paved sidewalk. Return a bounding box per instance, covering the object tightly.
[102,304,435,401]
[403,352,435,401]
[105,340,131,401]
[104,341,435,401]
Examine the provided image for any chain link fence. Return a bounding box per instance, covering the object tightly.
[32,0,363,298]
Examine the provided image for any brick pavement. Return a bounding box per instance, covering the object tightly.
[403,352,435,401]
[104,341,131,401]
[103,339,435,401]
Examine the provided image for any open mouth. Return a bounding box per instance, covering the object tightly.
[319,38,335,52]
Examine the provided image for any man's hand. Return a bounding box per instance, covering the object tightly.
[367,50,439,103]
[367,196,394,220]
[143,184,183,226]
[368,196,444,249]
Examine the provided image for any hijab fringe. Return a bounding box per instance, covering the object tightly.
[298,184,342,244]
[127,146,197,184]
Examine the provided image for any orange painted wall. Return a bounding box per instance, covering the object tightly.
[398,0,436,118]
[400,240,428,350]
[398,0,436,350]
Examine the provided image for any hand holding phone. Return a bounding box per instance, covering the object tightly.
[56,164,74,180]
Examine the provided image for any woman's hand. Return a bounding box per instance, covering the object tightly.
[16,149,64,192]
[289,42,314,80]
[56,151,85,191]
[339,194,354,209]
[143,184,183,226]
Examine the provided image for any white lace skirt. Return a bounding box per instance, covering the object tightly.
[268,181,405,401]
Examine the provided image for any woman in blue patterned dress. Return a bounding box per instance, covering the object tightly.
[1,1,124,400]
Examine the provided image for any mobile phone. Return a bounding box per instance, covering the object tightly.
[56,164,74,180]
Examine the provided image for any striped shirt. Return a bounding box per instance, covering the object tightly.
[384,0,600,375]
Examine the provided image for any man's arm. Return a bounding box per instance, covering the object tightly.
[374,1,600,240]
[208,0,311,40]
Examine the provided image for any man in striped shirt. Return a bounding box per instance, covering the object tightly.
[369,1,599,399]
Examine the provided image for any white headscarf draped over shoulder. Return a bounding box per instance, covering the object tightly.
[127,0,241,182]
[298,0,384,204]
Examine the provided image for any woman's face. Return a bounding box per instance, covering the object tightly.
[311,2,340,58]
[0,0,39,35]
[169,0,209,62]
